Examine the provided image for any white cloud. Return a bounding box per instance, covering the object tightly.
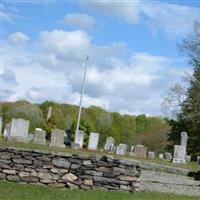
[3,29,188,116]
[9,32,29,46]
[83,1,200,36]
[63,13,95,29]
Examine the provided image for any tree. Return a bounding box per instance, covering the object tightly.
[168,21,200,159]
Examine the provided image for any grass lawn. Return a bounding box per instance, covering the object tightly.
[0,180,199,200]
[0,137,199,172]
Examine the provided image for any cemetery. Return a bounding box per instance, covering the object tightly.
[0,116,199,197]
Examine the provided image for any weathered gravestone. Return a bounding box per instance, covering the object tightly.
[8,118,30,142]
[129,145,135,156]
[74,130,85,148]
[159,153,164,159]
[197,156,200,165]
[148,151,155,159]
[0,117,2,134]
[164,152,172,161]
[104,137,115,151]
[109,144,117,154]
[134,145,147,158]
[49,129,65,148]
[3,123,11,139]
[33,128,46,145]
[88,132,99,150]
[186,155,191,162]
[116,143,127,155]
[172,145,186,163]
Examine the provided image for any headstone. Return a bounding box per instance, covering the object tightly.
[0,117,2,134]
[197,156,200,165]
[74,130,85,148]
[116,143,127,155]
[3,123,11,139]
[33,128,46,145]
[129,145,135,156]
[172,145,186,163]
[64,129,71,146]
[148,151,155,159]
[134,145,147,158]
[88,132,99,150]
[164,152,172,161]
[8,118,30,143]
[159,153,164,159]
[47,106,52,121]
[181,132,188,148]
[49,129,65,148]
[104,137,115,151]
[28,134,34,143]
[186,155,191,162]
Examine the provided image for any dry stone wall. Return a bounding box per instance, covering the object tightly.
[0,147,140,192]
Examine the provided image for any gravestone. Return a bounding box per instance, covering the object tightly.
[134,145,147,158]
[3,123,11,139]
[0,117,2,134]
[104,137,115,151]
[129,145,135,156]
[8,118,30,142]
[181,132,188,148]
[74,130,85,148]
[159,153,164,159]
[186,155,191,162]
[164,152,172,161]
[116,144,127,155]
[33,128,46,145]
[28,134,34,143]
[197,156,200,165]
[172,145,186,163]
[64,129,71,146]
[148,151,155,159]
[88,132,99,150]
[49,129,65,148]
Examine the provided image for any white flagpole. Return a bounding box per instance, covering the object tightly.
[75,55,89,137]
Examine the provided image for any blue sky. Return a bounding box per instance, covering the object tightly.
[1,0,200,116]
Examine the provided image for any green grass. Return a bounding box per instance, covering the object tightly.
[0,137,199,171]
[0,180,199,200]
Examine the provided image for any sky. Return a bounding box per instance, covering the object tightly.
[1,0,200,116]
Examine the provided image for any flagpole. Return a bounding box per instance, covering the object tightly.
[75,55,89,137]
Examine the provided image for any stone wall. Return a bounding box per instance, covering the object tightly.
[0,147,140,192]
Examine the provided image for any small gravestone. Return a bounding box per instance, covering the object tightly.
[88,132,99,150]
[186,155,191,162]
[64,129,71,146]
[134,145,147,158]
[8,118,30,143]
[197,156,200,165]
[181,132,188,148]
[148,151,155,159]
[129,145,135,156]
[116,143,127,155]
[3,123,11,139]
[74,130,85,148]
[28,134,34,143]
[104,137,115,151]
[0,117,2,134]
[164,152,172,161]
[159,153,164,159]
[49,129,65,148]
[33,128,46,145]
[172,145,186,163]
